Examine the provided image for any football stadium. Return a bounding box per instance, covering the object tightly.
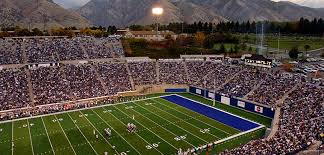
[0,35,322,155]
[0,0,324,154]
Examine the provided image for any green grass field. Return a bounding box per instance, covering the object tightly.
[0,94,268,155]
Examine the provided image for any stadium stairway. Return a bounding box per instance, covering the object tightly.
[267,107,281,139]
[267,83,299,140]
[216,69,246,91]
[156,61,160,83]
[183,61,190,81]
[125,62,135,90]
[25,69,35,105]
[276,83,299,107]
[243,81,264,99]
[91,64,109,94]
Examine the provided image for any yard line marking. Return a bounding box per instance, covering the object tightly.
[66,113,98,155]
[54,115,77,155]
[27,119,35,155]
[78,111,120,155]
[41,117,56,155]
[152,99,231,136]
[136,101,209,144]
[114,105,179,151]
[102,107,164,155]
[147,100,222,139]
[11,122,13,155]
[127,102,196,148]
[127,103,195,147]
[91,108,142,155]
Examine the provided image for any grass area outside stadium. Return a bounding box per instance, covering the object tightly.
[0,93,269,155]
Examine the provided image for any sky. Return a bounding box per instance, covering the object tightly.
[53,0,324,9]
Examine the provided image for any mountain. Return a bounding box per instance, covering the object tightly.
[77,0,227,27]
[0,0,89,29]
[77,0,324,27]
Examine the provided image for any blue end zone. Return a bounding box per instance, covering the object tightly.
[161,95,260,131]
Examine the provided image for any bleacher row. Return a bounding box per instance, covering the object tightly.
[0,37,124,64]
[0,59,309,110]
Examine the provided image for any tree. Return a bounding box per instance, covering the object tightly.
[219,44,226,53]
[248,46,252,52]
[193,32,205,47]
[240,43,247,51]
[289,46,300,59]
[32,28,43,36]
[234,44,240,53]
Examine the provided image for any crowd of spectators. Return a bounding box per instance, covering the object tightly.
[186,60,220,87]
[159,60,188,84]
[0,69,30,110]
[9,36,125,64]
[247,72,300,106]
[53,38,87,61]
[30,66,71,105]
[25,39,59,63]
[128,60,158,85]
[0,39,23,65]
[204,64,242,90]
[97,62,132,95]
[64,64,106,99]
[218,68,269,98]
[0,98,114,121]
[221,83,323,154]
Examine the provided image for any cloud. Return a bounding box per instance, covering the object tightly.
[272,0,324,8]
[53,0,90,8]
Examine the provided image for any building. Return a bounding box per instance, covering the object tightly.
[118,28,177,41]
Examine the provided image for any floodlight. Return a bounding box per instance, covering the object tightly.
[152,7,163,15]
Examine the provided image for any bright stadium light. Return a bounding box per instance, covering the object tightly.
[152,7,164,15]
[152,7,163,40]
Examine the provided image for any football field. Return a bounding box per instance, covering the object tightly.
[0,94,265,155]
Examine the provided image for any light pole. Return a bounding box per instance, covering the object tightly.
[152,7,163,40]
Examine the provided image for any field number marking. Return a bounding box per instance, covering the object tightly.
[174,135,186,141]
[145,142,160,150]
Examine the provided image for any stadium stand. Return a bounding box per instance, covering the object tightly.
[0,39,23,65]
[97,62,132,95]
[158,59,188,84]
[128,60,158,85]
[0,69,30,110]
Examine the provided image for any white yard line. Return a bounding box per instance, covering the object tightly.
[126,102,196,148]
[91,109,142,155]
[66,113,99,155]
[151,99,232,135]
[41,117,56,155]
[78,111,120,155]
[114,105,179,151]
[146,99,223,139]
[54,115,77,155]
[26,119,35,155]
[136,102,209,144]
[101,106,165,155]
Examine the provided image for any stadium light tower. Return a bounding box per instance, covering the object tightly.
[152,7,163,40]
